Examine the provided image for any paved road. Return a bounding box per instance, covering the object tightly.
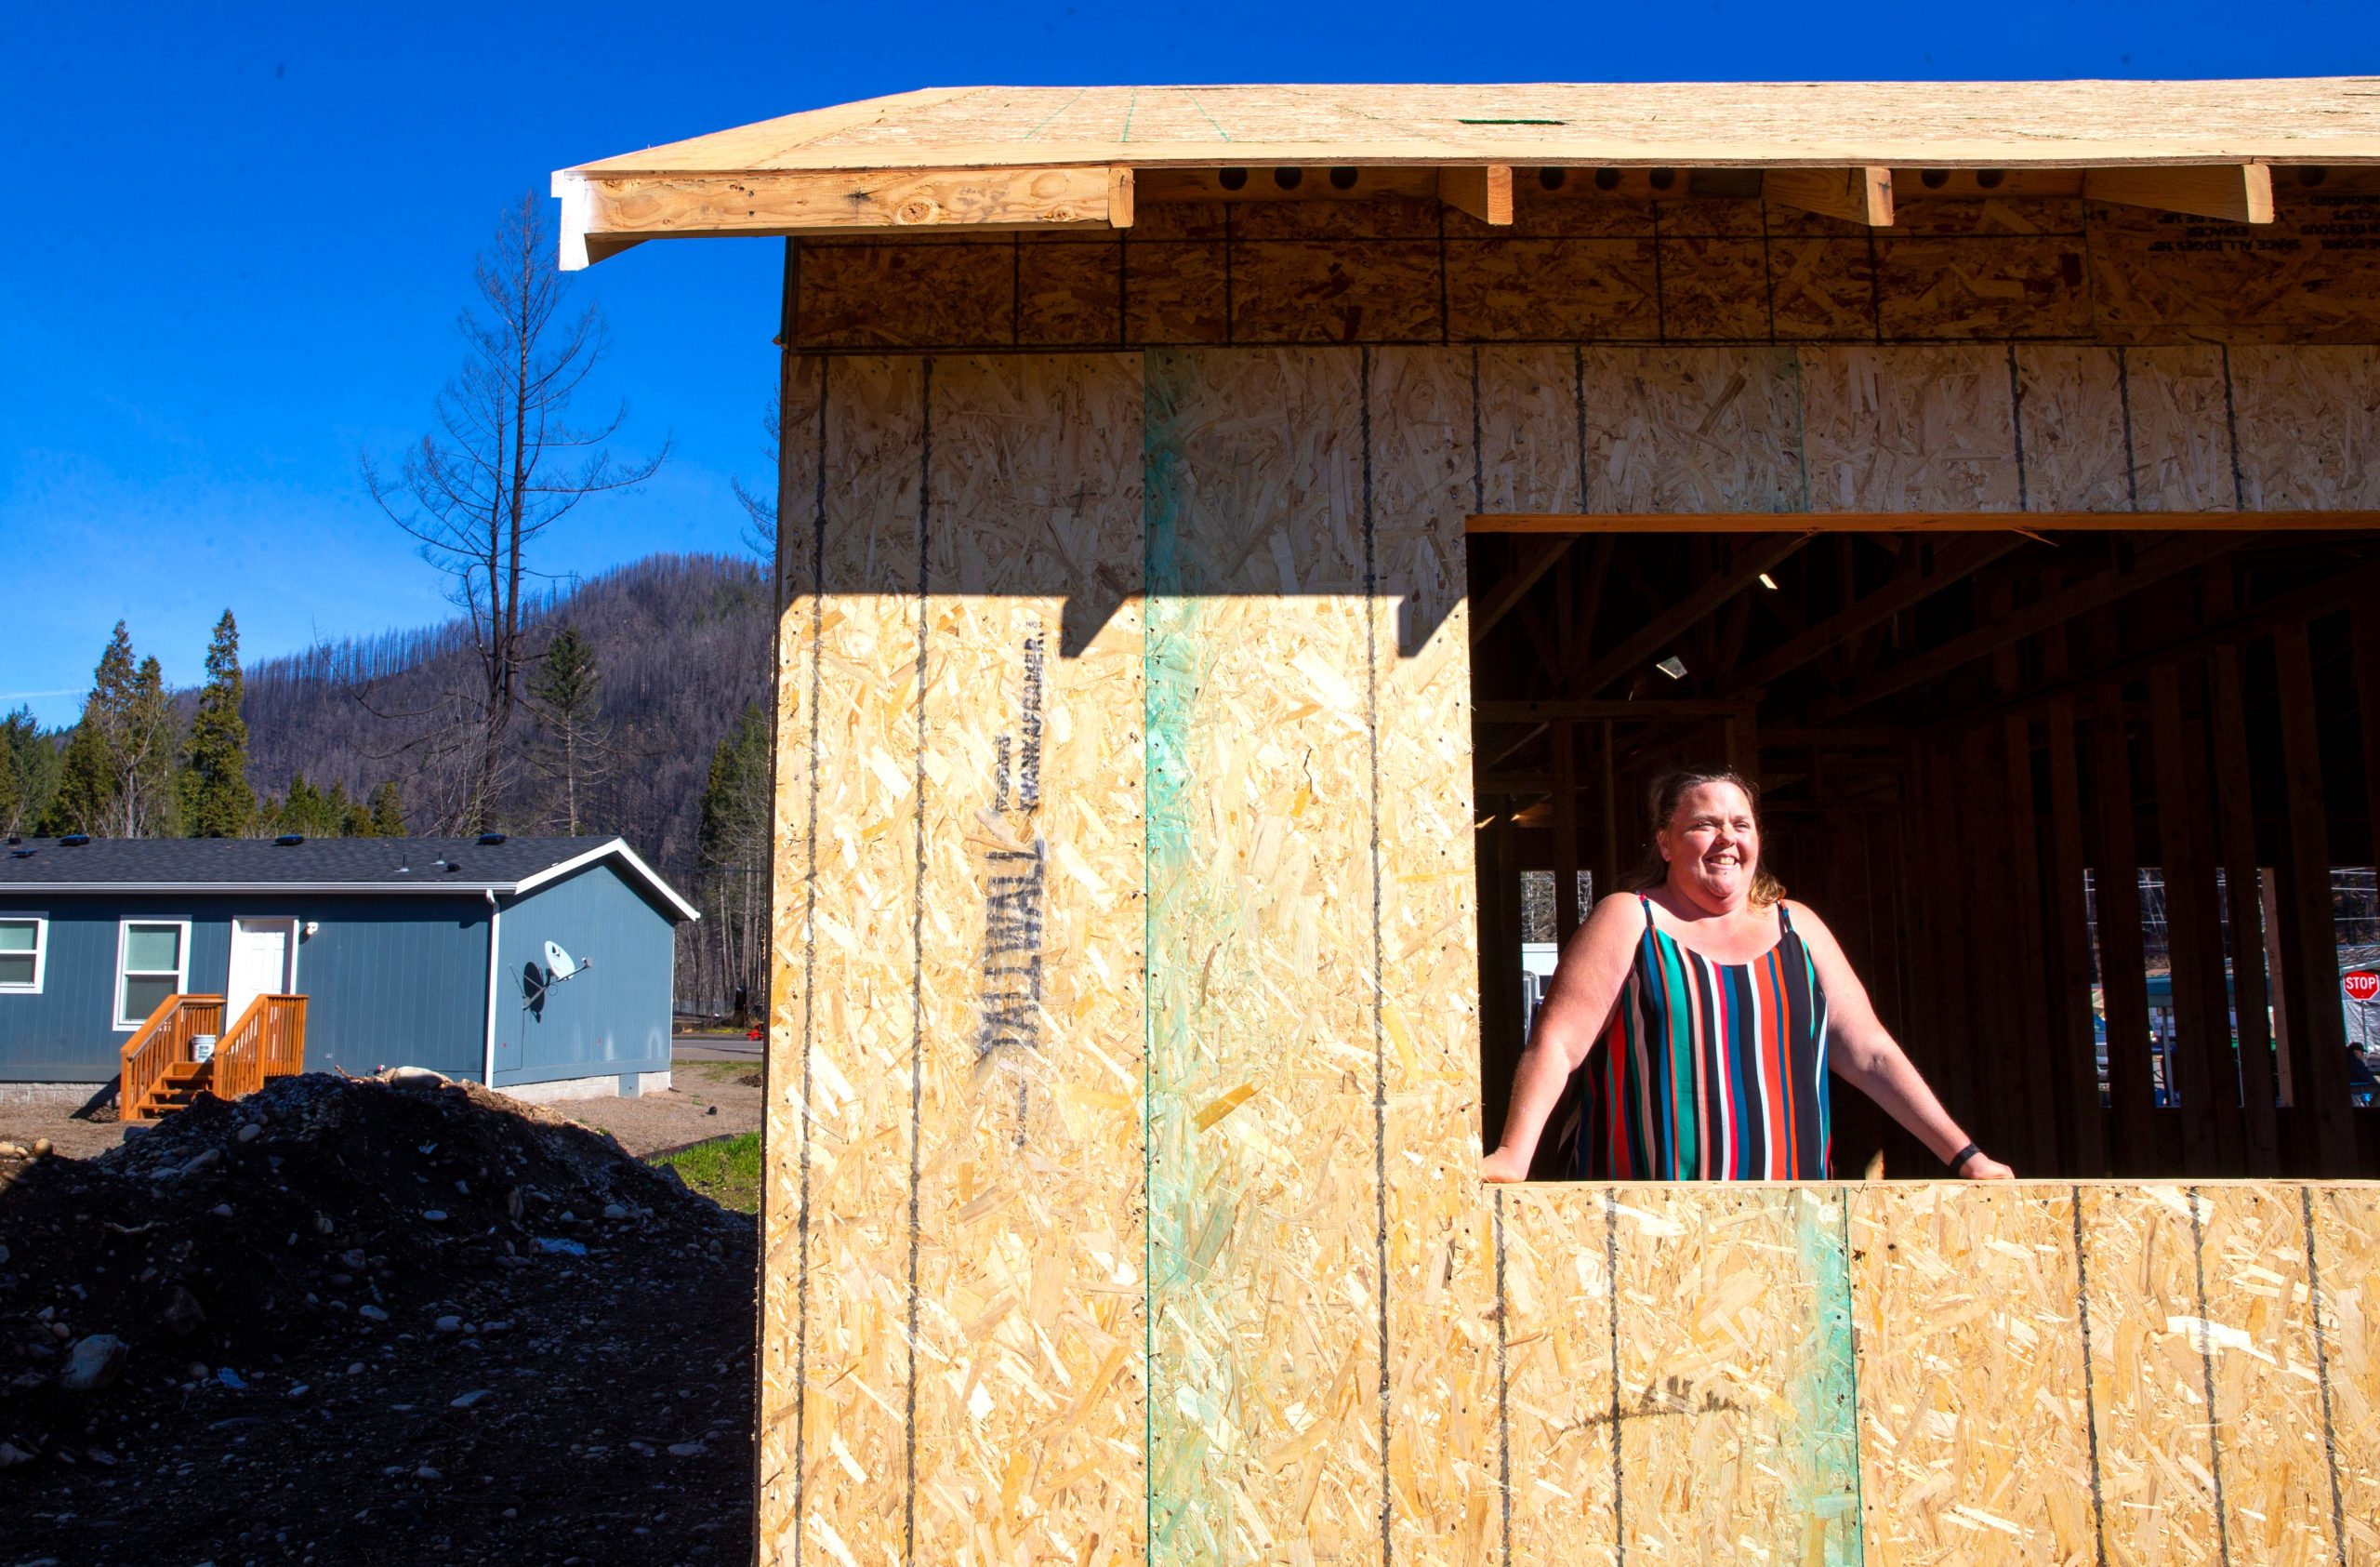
[673,1034,764,1062]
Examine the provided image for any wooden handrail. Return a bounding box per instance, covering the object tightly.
[118,995,227,1122]
[211,994,306,1101]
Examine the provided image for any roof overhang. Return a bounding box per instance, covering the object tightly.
[553,78,2380,268]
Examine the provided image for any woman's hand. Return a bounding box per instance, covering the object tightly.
[1959,1151,2016,1181]
[1481,1147,1530,1184]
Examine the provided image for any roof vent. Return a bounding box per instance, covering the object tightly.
[478,831,508,846]
[275,833,305,846]
[60,833,91,847]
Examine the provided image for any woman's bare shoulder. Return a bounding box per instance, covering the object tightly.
[1783,899,1844,950]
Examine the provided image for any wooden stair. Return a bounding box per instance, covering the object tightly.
[120,993,307,1122]
[133,1059,216,1120]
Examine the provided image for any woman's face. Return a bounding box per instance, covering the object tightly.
[1659,780,1761,913]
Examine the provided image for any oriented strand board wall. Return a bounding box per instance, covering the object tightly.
[789,174,2380,354]
[762,344,2380,1566]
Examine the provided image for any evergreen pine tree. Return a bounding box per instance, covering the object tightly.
[528,623,613,835]
[0,737,19,838]
[180,610,255,837]
[368,780,406,837]
[128,656,179,837]
[1,709,62,832]
[698,704,771,1023]
[41,623,181,837]
[44,718,112,836]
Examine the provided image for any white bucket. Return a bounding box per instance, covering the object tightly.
[191,1034,218,1064]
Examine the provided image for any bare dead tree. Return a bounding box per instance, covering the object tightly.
[364,193,667,830]
[732,392,781,562]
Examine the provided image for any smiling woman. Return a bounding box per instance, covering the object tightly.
[1482,767,2014,1183]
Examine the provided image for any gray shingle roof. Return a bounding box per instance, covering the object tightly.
[0,835,697,920]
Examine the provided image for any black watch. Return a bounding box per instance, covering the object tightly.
[1944,1142,1983,1176]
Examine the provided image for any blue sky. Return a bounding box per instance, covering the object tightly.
[3,1,2374,726]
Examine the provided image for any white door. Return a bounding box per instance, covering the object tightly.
[226,918,295,1024]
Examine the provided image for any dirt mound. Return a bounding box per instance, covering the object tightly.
[0,1073,757,1565]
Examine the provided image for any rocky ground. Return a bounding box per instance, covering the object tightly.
[0,1073,757,1567]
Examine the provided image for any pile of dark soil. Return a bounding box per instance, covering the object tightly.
[0,1074,757,1566]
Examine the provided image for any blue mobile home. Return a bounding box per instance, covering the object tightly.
[0,835,696,1098]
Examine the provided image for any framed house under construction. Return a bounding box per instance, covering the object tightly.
[559,80,2380,1566]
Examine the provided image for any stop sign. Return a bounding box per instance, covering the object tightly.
[2345,971,2380,1003]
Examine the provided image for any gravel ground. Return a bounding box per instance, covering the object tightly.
[1,1072,758,1566]
[0,1055,766,1168]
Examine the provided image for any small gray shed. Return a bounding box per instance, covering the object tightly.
[0,835,697,1102]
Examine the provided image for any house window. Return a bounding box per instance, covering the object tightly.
[115,919,191,1029]
[0,916,45,993]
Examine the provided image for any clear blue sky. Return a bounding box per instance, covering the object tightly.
[3,1,2374,726]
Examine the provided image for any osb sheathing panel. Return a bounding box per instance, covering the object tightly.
[1621,1187,1866,1564]
[2231,344,2380,511]
[790,175,2380,353]
[1367,348,1496,1561]
[2081,1185,2227,1565]
[1850,1183,2095,1566]
[908,355,1149,1564]
[763,355,929,1567]
[2194,1186,2335,1566]
[1800,346,2024,513]
[1495,1189,1620,1564]
[2309,1186,2380,1564]
[1579,347,1803,513]
[763,344,2380,1567]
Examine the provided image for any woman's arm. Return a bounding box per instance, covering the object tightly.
[1789,901,2016,1180]
[1483,894,1645,1182]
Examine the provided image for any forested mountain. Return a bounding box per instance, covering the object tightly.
[2,551,774,1017]
[244,551,769,873]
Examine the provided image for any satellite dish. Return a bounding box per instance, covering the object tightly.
[543,940,578,980]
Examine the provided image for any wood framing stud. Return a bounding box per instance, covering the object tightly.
[1439,165,1515,226]
[2082,163,2274,223]
[1764,166,1896,226]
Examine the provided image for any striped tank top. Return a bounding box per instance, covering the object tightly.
[1580,895,1833,1181]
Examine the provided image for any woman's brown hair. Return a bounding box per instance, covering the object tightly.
[1621,767,1787,908]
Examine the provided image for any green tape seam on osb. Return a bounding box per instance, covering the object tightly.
[1142,346,1205,1562]
[1790,1186,1867,1564]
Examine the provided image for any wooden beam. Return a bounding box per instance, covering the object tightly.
[1476,699,1757,724]
[2271,622,2360,1175]
[2089,687,2159,1176]
[1725,535,2028,697]
[2208,644,2281,1175]
[1465,510,2380,534]
[2083,163,2274,224]
[1807,532,2247,722]
[1437,165,1514,226]
[2043,700,2109,1175]
[554,164,1129,266]
[1470,537,1574,648]
[1764,166,1895,226]
[2148,661,2241,1175]
[1577,534,1814,697]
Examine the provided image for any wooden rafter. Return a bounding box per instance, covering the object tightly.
[1765,166,1895,226]
[1437,165,1514,225]
[1470,537,1574,647]
[1575,534,1813,696]
[1723,535,2029,697]
[2083,163,2274,223]
[1806,532,2251,722]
